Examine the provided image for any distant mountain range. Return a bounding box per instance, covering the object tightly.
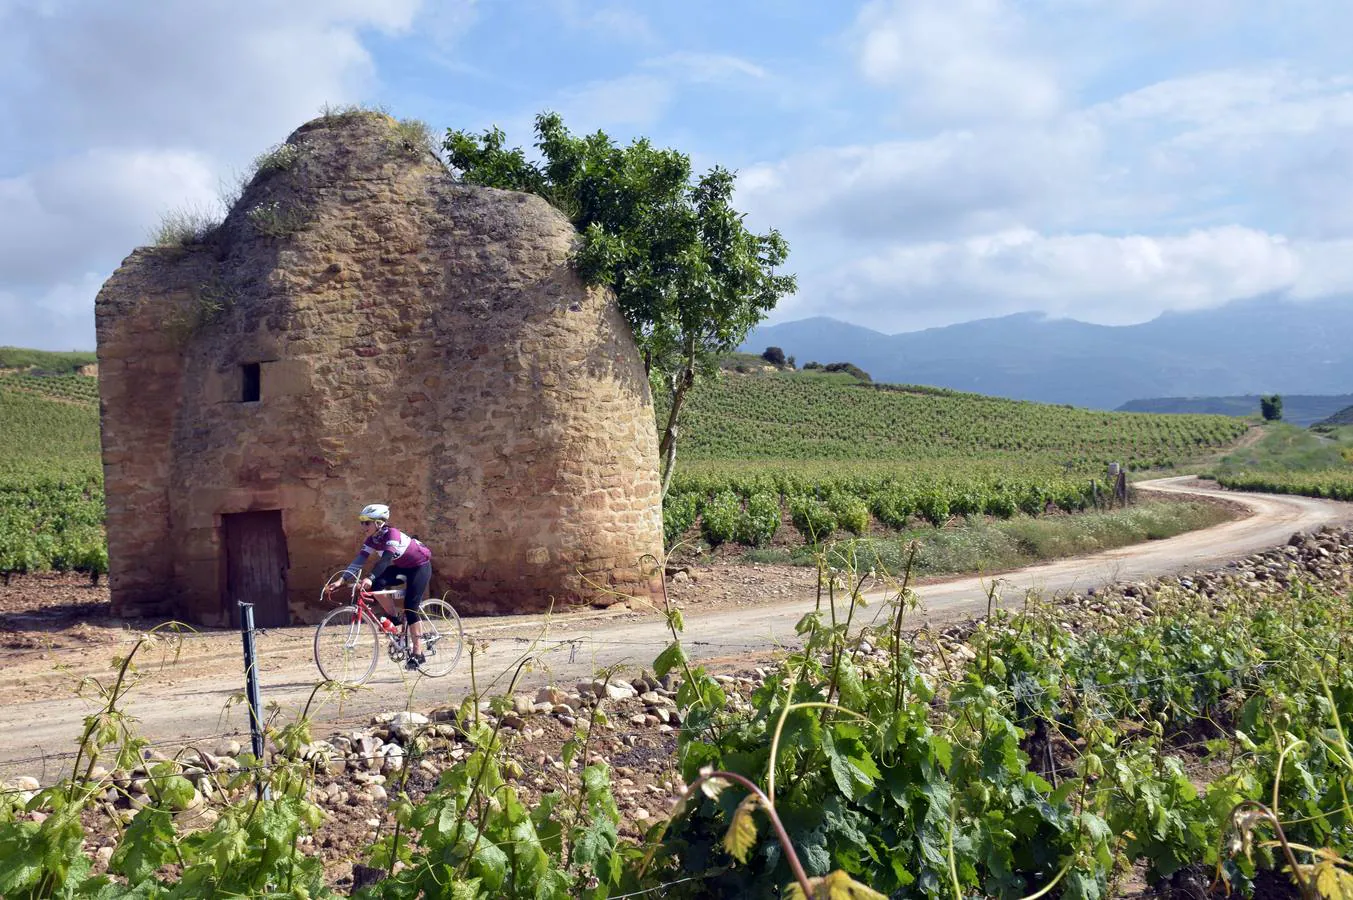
[740,296,1353,412]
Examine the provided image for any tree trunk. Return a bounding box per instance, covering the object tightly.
[657,351,696,499]
[660,431,678,499]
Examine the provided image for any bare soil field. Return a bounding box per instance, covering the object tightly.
[1,476,1349,785]
[2,476,1352,890]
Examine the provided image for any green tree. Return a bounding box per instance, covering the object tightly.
[444,112,796,494]
[1260,394,1283,421]
[761,346,786,366]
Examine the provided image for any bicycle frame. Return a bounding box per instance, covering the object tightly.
[315,571,464,684]
[342,583,406,642]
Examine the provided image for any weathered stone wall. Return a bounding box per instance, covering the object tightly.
[96,249,214,617]
[96,112,663,625]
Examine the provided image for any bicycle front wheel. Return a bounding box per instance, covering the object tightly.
[314,605,380,686]
[415,598,464,677]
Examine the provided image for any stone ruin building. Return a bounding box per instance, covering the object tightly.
[95,111,664,627]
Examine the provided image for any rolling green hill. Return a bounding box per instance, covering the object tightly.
[1210,423,1353,501]
[1,358,1260,576]
[0,376,101,480]
[0,376,105,580]
[1117,393,1353,428]
[656,368,1254,546]
[673,369,1249,470]
[0,346,97,374]
[1314,404,1353,430]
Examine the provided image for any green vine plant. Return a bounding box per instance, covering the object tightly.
[355,650,645,898]
[9,541,1353,897]
[0,623,334,898]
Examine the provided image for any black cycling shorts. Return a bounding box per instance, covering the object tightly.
[371,562,431,623]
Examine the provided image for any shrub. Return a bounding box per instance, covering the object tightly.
[252,142,302,176]
[915,490,951,527]
[985,491,1018,519]
[760,346,786,366]
[1053,482,1091,512]
[390,118,437,158]
[1261,394,1283,421]
[870,489,913,530]
[700,490,742,546]
[828,493,870,535]
[789,496,836,543]
[663,493,701,547]
[1016,485,1047,516]
[948,487,986,518]
[802,361,822,370]
[318,101,390,121]
[736,492,781,546]
[151,205,221,247]
[823,362,872,382]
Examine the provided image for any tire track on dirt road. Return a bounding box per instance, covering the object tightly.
[3,477,1349,780]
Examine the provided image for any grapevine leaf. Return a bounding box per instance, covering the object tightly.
[531,792,564,856]
[654,641,688,679]
[723,794,759,863]
[1062,868,1104,900]
[471,840,510,891]
[533,868,573,900]
[110,807,176,883]
[700,776,732,800]
[572,816,618,873]
[823,730,876,801]
[1314,862,1353,900]
[451,878,483,900]
[836,657,866,710]
[0,839,41,894]
[796,611,823,635]
[156,774,195,812]
[785,870,890,900]
[822,869,890,898]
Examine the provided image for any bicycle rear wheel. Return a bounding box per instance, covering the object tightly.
[314,605,380,686]
[414,598,464,677]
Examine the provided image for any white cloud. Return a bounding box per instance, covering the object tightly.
[0,148,217,285]
[1,272,106,350]
[0,0,442,350]
[543,0,655,45]
[821,226,1353,330]
[853,0,1061,122]
[743,45,1353,336]
[738,122,1102,240]
[556,52,768,131]
[556,75,675,129]
[0,1,426,159]
[648,52,767,83]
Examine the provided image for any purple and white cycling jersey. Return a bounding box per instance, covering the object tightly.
[344,526,431,579]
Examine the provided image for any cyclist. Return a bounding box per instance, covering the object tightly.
[328,503,433,670]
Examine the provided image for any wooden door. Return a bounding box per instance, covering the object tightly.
[223,511,289,627]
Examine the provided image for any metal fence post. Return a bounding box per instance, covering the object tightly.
[238,601,269,799]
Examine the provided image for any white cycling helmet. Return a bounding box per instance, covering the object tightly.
[358,503,390,523]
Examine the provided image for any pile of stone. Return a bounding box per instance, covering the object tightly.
[899,523,1353,682]
[3,524,1350,858]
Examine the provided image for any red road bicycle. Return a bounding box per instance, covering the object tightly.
[313,572,465,686]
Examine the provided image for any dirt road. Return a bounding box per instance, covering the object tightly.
[3,476,1350,781]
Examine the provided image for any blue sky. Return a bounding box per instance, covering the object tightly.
[2,0,1351,350]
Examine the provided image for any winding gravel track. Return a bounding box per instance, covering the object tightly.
[2,477,1349,780]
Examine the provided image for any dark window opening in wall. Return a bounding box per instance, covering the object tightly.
[241,363,261,402]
